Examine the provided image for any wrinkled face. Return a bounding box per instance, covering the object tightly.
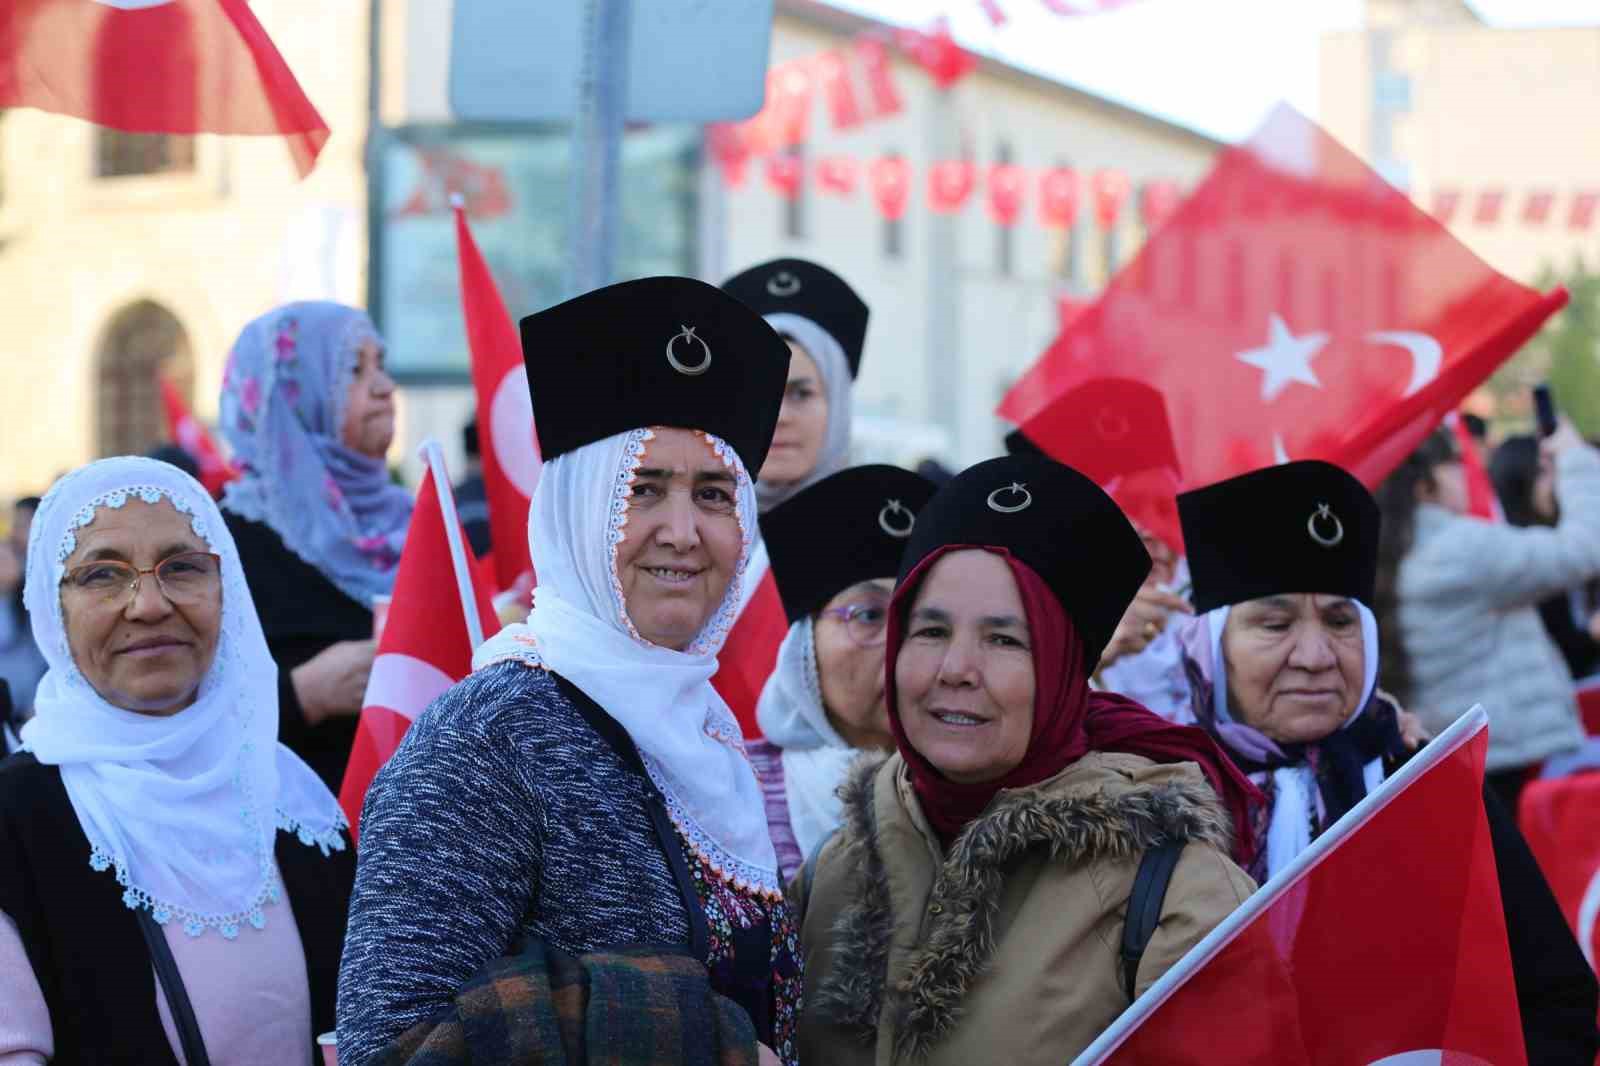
[896,550,1036,784]
[615,428,744,651]
[759,342,828,487]
[814,578,895,750]
[59,498,222,716]
[1222,593,1365,744]
[340,338,397,459]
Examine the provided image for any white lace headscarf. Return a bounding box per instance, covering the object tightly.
[20,457,345,939]
[755,312,854,514]
[473,428,780,896]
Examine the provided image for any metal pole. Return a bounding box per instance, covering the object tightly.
[566,0,631,297]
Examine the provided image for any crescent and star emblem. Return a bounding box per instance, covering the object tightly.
[986,482,1033,514]
[765,271,802,297]
[1307,502,1344,548]
[1235,313,1442,403]
[878,499,915,538]
[666,325,712,376]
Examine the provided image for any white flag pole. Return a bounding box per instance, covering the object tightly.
[1070,704,1491,1066]
[419,439,487,650]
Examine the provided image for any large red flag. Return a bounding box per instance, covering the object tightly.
[158,373,236,497]
[453,198,539,593]
[339,460,499,837]
[1001,105,1566,504]
[0,0,329,177]
[1518,770,1600,977]
[1078,707,1523,1066]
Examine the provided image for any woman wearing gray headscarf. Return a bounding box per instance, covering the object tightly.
[218,302,413,789]
[714,260,871,739]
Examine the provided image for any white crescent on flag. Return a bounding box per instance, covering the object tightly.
[363,652,458,723]
[489,364,541,499]
[91,0,176,8]
[1366,330,1443,398]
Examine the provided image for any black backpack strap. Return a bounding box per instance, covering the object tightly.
[1120,839,1185,1002]
[135,908,212,1066]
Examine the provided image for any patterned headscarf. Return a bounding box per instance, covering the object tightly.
[219,302,412,607]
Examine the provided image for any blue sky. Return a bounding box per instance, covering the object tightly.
[831,0,1600,141]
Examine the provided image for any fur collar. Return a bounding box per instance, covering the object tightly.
[813,754,1232,1060]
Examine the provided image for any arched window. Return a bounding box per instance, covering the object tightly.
[95,302,193,457]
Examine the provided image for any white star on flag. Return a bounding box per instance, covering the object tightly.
[1236,313,1329,402]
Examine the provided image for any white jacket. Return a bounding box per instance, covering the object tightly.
[1399,445,1600,771]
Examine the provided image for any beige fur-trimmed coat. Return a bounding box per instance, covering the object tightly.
[791,751,1256,1066]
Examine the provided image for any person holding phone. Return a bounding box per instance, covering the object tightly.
[1374,419,1600,811]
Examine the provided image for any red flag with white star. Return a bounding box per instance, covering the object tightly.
[1000,105,1566,497]
[0,0,329,177]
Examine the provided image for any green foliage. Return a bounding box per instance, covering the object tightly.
[1529,255,1600,436]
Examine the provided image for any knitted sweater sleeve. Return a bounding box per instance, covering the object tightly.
[1407,445,1600,611]
[334,668,546,1066]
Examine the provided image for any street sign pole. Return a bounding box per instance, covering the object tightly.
[566,0,631,297]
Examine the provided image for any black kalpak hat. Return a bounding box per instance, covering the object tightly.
[721,258,870,378]
[897,454,1151,668]
[520,276,791,475]
[1179,460,1381,614]
[761,465,938,625]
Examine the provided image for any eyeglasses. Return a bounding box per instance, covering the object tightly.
[818,602,890,648]
[60,551,222,605]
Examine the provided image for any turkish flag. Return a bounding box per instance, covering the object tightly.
[765,153,804,200]
[158,373,236,498]
[987,163,1027,226]
[870,155,912,220]
[1001,106,1567,499]
[1518,773,1600,978]
[928,160,976,212]
[710,548,789,740]
[339,467,499,837]
[453,200,538,593]
[1082,708,1525,1066]
[0,0,329,177]
[815,155,859,197]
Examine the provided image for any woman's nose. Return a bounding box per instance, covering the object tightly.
[653,492,701,551]
[1287,628,1338,671]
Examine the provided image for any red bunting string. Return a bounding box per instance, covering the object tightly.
[1522,190,1555,225]
[870,156,912,220]
[816,155,860,197]
[895,18,977,91]
[928,159,977,212]
[1038,166,1081,228]
[1092,168,1132,229]
[815,50,863,131]
[987,163,1028,225]
[1573,192,1600,231]
[765,153,804,200]
[856,38,905,118]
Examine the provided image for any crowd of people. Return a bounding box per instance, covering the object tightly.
[1,257,1598,1065]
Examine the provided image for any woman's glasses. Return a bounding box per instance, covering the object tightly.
[61,551,222,605]
[818,602,890,648]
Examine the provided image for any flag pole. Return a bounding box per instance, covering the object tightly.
[1069,704,1491,1065]
[419,439,487,650]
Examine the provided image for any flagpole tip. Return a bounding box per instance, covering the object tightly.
[449,193,466,210]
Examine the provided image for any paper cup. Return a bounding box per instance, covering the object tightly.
[317,1032,337,1066]
[371,594,392,641]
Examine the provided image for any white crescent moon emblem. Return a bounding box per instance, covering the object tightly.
[1272,433,1291,464]
[1366,330,1442,398]
[1576,863,1600,971]
[1366,1054,1493,1066]
[489,364,542,499]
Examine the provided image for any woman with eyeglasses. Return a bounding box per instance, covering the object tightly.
[746,465,936,881]
[0,457,352,1064]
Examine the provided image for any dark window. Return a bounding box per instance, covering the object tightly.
[95,131,197,179]
[96,302,192,457]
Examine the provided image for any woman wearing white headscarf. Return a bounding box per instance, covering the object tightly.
[219,301,412,790]
[713,260,869,740]
[337,278,801,1066]
[745,465,935,880]
[0,457,351,1065]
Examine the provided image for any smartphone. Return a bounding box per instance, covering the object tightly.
[1534,383,1558,438]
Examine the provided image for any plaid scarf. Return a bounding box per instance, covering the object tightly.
[374,940,758,1066]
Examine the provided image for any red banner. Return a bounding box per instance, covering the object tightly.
[1039,166,1081,228]
[870,155,912,220]
[928,159,976,212]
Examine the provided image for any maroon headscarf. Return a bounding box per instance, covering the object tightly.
[885,545,1260,864]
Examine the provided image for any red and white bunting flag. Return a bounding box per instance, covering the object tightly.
[453,199,538,593]
[1431,188,1463,225]
[815,155,859,197]
[1001,105,1566,516]
[1080,707,1524,1066]
[1522,189,1556,225]
[1570,191,1600,232]
[0,0,328,177]
[1475,188,1507,225]
[158,373,236,497]
[339,455,499,836]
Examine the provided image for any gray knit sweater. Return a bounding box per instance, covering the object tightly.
[1400,445,1600,770]
[335,661,692,1066]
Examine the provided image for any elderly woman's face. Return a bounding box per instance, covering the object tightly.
[814,578,895,750]
[59,498,222,716]
[1222,593,1364,745]
[759,342,828,487]
[341,338,397,460]
[616,428,743,651]
[896,550,1035,784]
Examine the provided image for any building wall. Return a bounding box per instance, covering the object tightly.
[0,0,372,499]
[1321,19,1600,283]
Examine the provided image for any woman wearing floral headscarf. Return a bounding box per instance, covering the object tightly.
[219,302,412,789]
[0,457,352,1064]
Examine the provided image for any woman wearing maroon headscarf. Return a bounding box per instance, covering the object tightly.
[791,454,1260,1066]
